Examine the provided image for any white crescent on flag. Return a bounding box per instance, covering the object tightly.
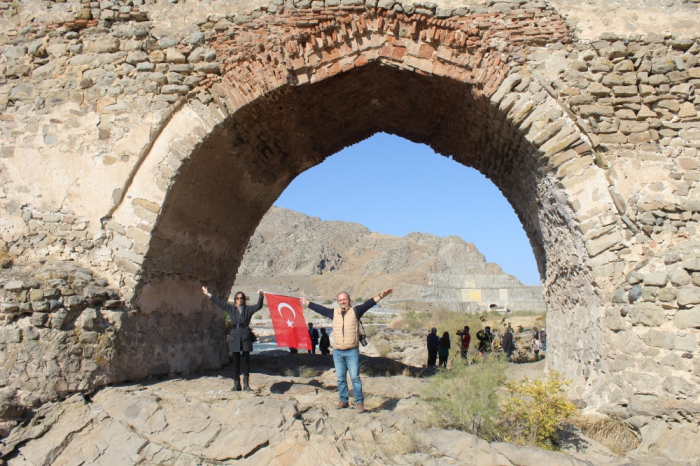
[278,302,297,319]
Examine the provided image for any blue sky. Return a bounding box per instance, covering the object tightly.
[274,133,541,286]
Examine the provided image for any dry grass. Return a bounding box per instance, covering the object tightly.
[374,339,392,357]
[383,425,428,457]
[569,414,640,456]
[284,366,318,378]
[0,248,11,269]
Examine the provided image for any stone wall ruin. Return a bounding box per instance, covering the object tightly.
[0,0,699,455]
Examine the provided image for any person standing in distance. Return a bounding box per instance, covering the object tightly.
[308,322,320,354]
[301,288,393,413]
[427,327,439,367]
[319,328,331,355]
[202,286,264,392]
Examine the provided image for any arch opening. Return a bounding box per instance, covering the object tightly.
[117,60,601,381]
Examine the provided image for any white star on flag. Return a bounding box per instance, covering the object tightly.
[286,319,294,327]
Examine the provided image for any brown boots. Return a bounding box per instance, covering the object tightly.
[336,401,365,413]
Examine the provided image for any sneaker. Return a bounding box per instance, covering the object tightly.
[356,403,365,413]
[336,401,349,409]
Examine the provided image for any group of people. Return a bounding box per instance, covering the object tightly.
[202,285,393,414]
[425,324,547,366]
[426,325,473,367]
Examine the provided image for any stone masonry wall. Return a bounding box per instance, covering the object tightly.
[0,0,699,455]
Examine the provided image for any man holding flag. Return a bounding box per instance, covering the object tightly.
[301,289,393,414]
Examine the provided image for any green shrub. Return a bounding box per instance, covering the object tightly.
[498,371,577,449]
[224,312,233,333]
[423,354,507,436]
[323,299,333,304]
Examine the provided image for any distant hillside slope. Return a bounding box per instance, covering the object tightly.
[234,207,544,312]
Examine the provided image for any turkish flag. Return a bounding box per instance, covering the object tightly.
[265,293,312,350]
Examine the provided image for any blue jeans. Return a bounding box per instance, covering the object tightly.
[333,347,363,403]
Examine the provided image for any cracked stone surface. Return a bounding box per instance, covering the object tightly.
[1,354,694,466]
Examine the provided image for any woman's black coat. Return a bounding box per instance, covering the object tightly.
[210,293,264,353]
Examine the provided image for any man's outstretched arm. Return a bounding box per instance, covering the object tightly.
[300,298,334,319]
[355,289,393,318]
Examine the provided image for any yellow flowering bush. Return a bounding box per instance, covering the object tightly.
[500,371,577,449]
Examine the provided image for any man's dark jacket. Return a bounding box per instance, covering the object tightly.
[502,331,515,353]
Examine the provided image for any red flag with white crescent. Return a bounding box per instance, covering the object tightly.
[264,293,312,350]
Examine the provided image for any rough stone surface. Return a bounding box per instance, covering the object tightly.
[0,355,689,466]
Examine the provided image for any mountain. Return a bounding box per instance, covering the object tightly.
[233,207,544,312]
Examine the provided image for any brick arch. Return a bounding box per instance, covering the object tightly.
[107,5,623,390]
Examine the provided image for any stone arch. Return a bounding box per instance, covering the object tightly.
[105,5,624,397]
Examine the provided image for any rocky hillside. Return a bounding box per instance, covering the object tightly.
[234,207,544,312]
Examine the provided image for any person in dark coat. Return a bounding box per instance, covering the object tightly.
[501,327,515,360]
[427,327,439,367]
[477,326,494,356]
[202,286,264,392]
[319,328,331,354]
[438,331,450,368]
[308,323,320,354]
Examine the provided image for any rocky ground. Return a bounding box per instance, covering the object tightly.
[0,350,692,466]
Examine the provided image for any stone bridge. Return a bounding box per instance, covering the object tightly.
[0,0,699,454]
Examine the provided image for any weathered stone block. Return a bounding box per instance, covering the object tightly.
[1,303,19,314]
[613,85,637,97]
[652,59,675,74]
[31,301,50,312]
[586,231,622,257]
[640,329,674,349]
[677,285,700,307]
[602,74,624,86]
[605,307,630,331]
[51,309,68,329]
[0,329,22,344]
[630,303,665,327]
[657,286,677,303]
[80,308,97,330]
[629,285,643,303]
[675,306,700,329]
[675,333,697,352]
[29,312,48,327]
[3,281,24,291]
[642,286,658,302]
[620,120,650,134]
[579,105,614,117]
[87,37,120,53]
[643,271,670,287]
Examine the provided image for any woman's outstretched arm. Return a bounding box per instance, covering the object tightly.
[202,286,233,312]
